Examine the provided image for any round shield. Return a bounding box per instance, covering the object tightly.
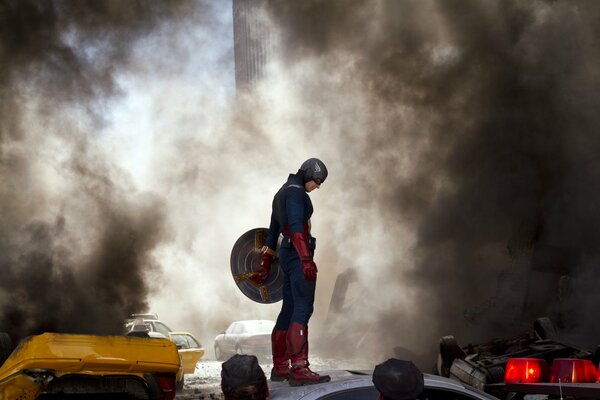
[230,227,283,304]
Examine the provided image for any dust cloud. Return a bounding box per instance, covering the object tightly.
[0,0,201,339]
[263,0,600,366]
[2,0,600,371]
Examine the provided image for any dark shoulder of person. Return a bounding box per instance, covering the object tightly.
[221,354,268,400]
[373,359,424,400]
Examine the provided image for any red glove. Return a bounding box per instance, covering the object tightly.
[251,249,274,286]
[291,232,317,281]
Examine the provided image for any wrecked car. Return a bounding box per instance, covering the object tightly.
[168,331,205,374]
[269,369,498,400]
[214,319,275,361]
[0,332,180,399]
[436,317,600,398]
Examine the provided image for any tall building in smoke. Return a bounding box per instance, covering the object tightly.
[232,0,272,92]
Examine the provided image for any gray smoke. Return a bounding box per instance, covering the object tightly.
[0,0,198,339]
[263,0,600,365]
[3,0,600,372]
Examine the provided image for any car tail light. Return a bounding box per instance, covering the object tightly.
[505,358,550,383]
[156,374,177,400]
[550,359,597,383]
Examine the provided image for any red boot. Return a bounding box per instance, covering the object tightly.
[271,328,290,381]
[287,322,330,386]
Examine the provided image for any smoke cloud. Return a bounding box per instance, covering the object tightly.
[2,0,600,372]
[263,0,600,365]
[0,0,196,339]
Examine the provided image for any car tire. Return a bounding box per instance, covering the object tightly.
[215,345,223,361]
[0,332,13,366]
[533,317,559,341]
[176,375,184,392]
[437,335,465,378]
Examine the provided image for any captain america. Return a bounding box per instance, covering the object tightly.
[252,158,330,386]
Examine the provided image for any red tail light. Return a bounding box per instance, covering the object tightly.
[505,358,550,383]
[156,374,177,400]
[550,359,597,383]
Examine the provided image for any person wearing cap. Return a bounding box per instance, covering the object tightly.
[252,158,330,386]
[221,354,268,400]
[372,359,424,400]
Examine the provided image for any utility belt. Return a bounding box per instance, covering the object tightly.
[281,235,316,250]
[282,223,310,237]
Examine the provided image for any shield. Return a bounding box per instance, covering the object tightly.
[230,227,283,304]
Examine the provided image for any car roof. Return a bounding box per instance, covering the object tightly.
[269,370,497,400]
[129,313,159,320]
[124,317,172,330]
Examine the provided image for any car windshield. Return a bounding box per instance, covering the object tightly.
[242,320,275,333]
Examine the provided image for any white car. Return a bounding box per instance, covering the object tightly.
[214,320,275,361]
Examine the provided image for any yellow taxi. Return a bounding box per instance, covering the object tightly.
[168,332,205,374]
[0,332,180,399]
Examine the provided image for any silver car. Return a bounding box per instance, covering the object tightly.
[214,320,275,361]
[269,370,499,400]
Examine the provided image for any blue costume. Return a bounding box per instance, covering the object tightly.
[257,158,329,386]
[265,173,316,328]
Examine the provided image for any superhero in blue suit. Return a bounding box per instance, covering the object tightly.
[254,158,330,386]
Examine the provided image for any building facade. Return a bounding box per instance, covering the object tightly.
[232,0,272,92]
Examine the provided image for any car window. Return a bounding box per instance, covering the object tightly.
[171,334,189,349]
[319,387,379,400]
[419,388,484,400]
[232,324,245,334]
[126,321,152,332]
[185,335,201,348]
[153,322,172,336]
[125,321,151,331]
[226,323,237,334]
[318,387,485,400]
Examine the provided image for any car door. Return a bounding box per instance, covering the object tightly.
[222,323,238,354]
[233,322,247,353]
[170,333,203,374]
[232,322,249,353]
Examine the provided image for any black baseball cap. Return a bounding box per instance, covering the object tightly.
[372,359,424,400]
[221,354,266,392]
